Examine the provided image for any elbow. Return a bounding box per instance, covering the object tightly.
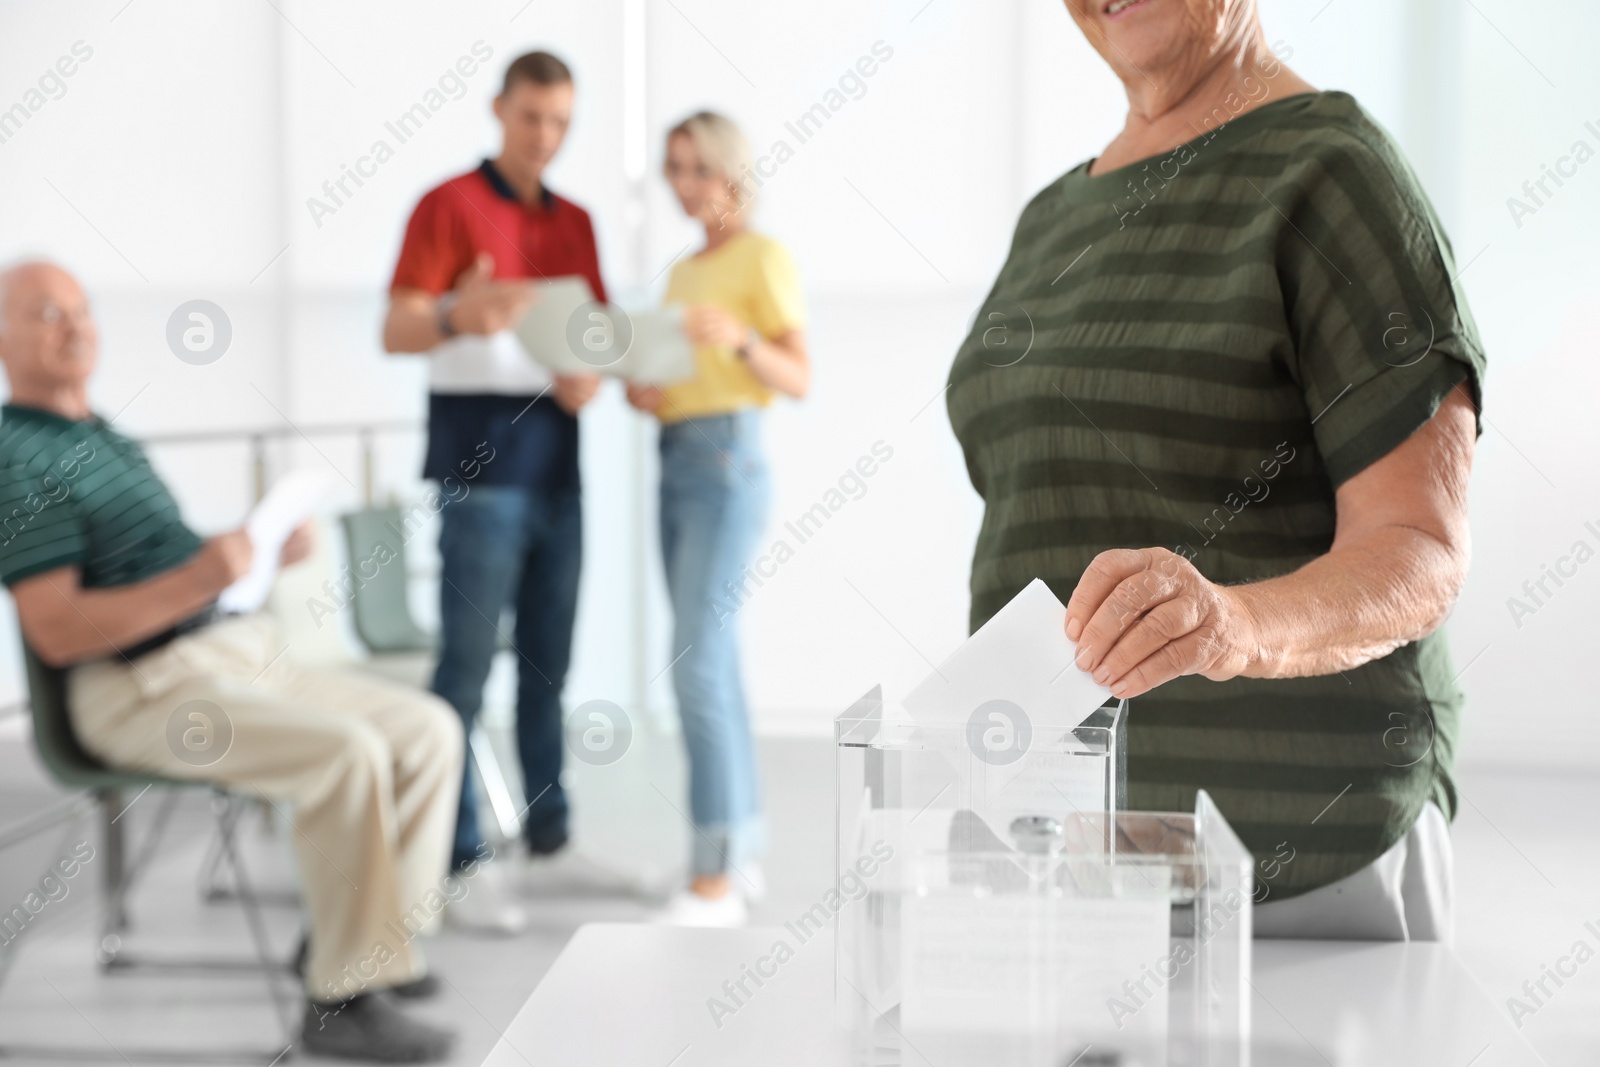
[380,323,407,354]
[1412,530,1472,640]
[784,361,812,400]
[25,623,79,669]
[380,308,424,354]
[34,645,76,670]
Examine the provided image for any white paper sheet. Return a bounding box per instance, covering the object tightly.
[514,279,693,384]
[904,577,1111,731]
[619,306,694,384]
[217,469,340,614]
[511,276,596,372]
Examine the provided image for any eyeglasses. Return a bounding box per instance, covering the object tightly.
[31,302,94,328]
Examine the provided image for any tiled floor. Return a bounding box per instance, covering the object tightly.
[0,718,1595,1065]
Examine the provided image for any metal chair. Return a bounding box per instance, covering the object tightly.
[339,505,526,843]
[0,646,298,1063]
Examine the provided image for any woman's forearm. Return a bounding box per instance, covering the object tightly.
[745,330,809,398]
[1230,523,1468,678]
[1067,392,1476,700]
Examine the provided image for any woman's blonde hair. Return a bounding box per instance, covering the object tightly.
[664,110,756,210]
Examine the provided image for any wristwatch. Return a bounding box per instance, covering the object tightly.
[735,326,760,361]
[436,293,460,339]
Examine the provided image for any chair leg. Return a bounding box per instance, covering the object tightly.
[98,789,217,957]
[98,790,129,945]
[97,796,296,978]
[471,722,525,844]
[199,802,302,908]
[122,790,180,895]
[197,809,227,897]
[0,793,294,1065]
[209,792,299,1044]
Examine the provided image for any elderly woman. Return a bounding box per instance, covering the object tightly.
[948,0,1483,940]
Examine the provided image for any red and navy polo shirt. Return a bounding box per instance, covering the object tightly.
[390,159,608,494]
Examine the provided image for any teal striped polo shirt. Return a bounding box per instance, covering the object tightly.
[947,92,1486,899]
[0,405,202,589]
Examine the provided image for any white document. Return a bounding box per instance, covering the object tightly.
[511,276,597,374]
[217,469,341,614]
[515,280,695,384]
[904,577,1111,731]
[621,306,694,384]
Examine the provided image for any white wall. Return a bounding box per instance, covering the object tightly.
[2,0,1597,768]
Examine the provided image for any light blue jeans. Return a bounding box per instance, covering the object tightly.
[659,410,769,877]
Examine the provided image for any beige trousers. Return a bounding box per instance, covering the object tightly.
[68,615,463,999]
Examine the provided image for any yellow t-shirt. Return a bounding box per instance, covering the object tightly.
[658,231,805,423]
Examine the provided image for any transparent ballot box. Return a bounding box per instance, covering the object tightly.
[836,686,1252,1067]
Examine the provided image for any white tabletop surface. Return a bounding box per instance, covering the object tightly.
[480,923,1542,1067]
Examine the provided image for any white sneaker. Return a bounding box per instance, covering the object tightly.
[650,888,748,928]
[445,861,529,936]
[732,863,766,903]
[519,845,661,899]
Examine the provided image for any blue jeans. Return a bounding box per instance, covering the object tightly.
[659,411,770,877]
[432,484,581,871]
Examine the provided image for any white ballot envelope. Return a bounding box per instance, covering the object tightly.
[904,577,1110,731]
[902,578,1114,817]
[217,469,341,614]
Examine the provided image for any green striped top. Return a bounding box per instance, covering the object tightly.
[0,405,202,590]
[947,92,1485,900]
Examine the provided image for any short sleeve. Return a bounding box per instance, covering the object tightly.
[747,239,805,339]
[390,188,472,295]
[0,464,87,586]
[1278,135,1486,487]
[576,209,608,306]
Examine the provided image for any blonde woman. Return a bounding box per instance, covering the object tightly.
[627,112,809,926]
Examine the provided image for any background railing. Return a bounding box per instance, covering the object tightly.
[140,420,425,505]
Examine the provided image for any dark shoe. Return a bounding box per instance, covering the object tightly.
[300,995,454,1063]
[296,934,440,1000]
[387,973,441,1000]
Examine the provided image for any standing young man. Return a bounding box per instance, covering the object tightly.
[384,51,625,932]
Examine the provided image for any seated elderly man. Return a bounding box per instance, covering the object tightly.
[0,261,463,1064]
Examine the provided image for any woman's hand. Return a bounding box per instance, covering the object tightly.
[625,382,666,413]
[279,520,315,569]
[1064,547,1261,700]
[682,304,747,348]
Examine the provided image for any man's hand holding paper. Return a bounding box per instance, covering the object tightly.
[216,471,339,614]
[444,252,538,336]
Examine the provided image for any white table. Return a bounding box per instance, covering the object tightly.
[481,923,1541,1066]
